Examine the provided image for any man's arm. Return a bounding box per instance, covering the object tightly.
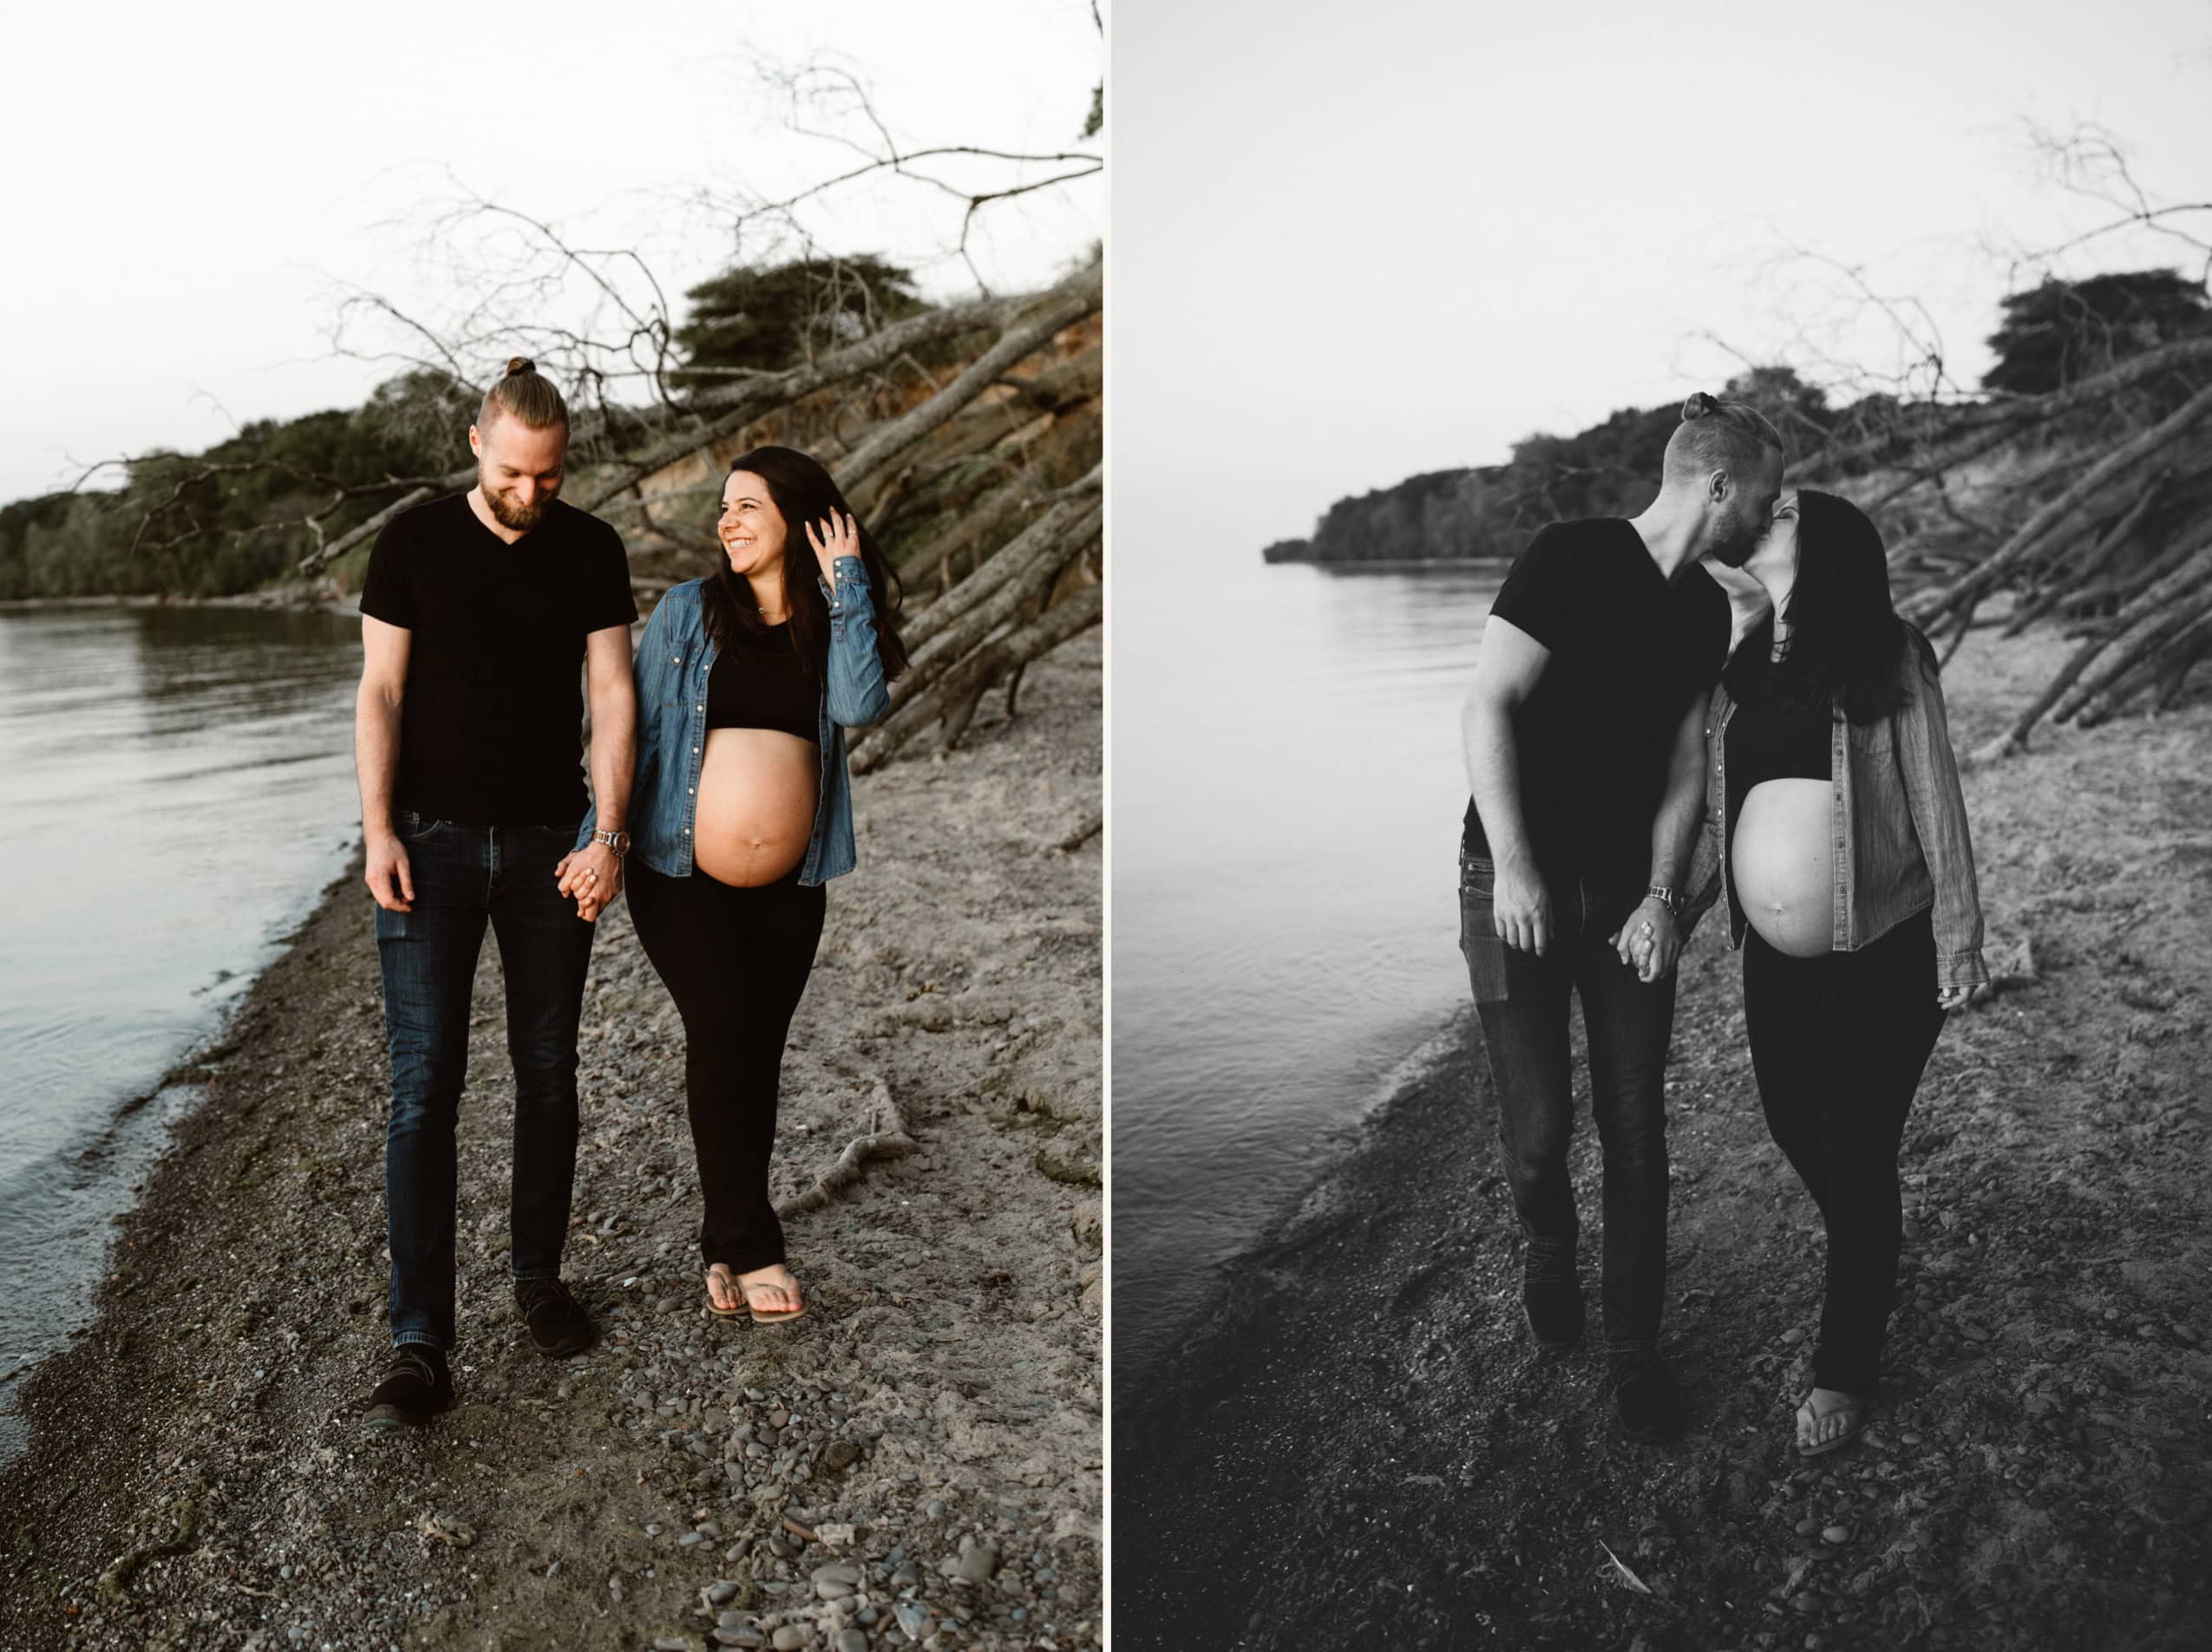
[556,623,638,922]
[1461,614,1553,955]
[1614,692,1708,979]
[356,615,414,913]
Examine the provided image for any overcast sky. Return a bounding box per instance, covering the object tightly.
[1113,0,2212,558]
[0,0,1101,507]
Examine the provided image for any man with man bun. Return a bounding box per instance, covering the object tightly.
[354,357,638,1428]
[1456,393,1785,1443]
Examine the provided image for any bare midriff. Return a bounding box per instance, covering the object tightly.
[1732,778,1834,957]
[691,727,818,885]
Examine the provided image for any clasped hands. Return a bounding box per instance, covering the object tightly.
[1492,868,1681,983]
[553,841,624,923]
[1608,897,1683,984]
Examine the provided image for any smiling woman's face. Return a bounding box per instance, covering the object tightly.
[718,469,789,577]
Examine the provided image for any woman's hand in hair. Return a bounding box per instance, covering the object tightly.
[804,510,861,585]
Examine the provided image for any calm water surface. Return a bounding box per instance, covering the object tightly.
[0,605,362,1463]
[1113,556,1502,1382]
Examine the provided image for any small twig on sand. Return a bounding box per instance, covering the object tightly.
[776,1074,915,1218]
[1053,809,1103,853]
[96,1491,202,1604]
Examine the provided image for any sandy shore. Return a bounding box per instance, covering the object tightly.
[1116,617,2211,1651]
[0,637,1102,1652]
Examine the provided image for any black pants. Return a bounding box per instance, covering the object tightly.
[625,859,827,1274]
[1460,849,1675,1349]
[1744,906,1946,1395]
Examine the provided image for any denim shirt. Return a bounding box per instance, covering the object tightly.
[574,557,890,885]
[1683,635,1989,991]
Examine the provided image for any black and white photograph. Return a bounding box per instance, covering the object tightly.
[1111,3,2211,1648]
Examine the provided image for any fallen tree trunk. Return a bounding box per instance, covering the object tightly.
[2002,470,2172,637]
[1901,379,2212,629]
[1976,539,2212,760]
[835,265,1102,499]
[852,578,1101,774]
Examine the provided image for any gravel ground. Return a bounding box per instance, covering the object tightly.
[1114,617,2211,1651]
[0,636,1102,1652]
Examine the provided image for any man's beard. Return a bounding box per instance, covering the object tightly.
[1706,515,1762,569]
[482,473,555,532]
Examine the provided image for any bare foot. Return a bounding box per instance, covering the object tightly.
[736,1263,804,1321]
[1796,1386,1865,1453]
[704,1263,743,1316]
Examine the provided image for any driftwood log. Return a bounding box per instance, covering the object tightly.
[1790,334,2212,757]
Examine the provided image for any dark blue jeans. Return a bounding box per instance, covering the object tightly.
[374,809,595,1350]
[1459,846,1676,1348]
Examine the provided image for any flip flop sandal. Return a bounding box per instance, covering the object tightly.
[740,1274,806,1325]
[703,1265,745,1320]
[1796,1392,1867,1458]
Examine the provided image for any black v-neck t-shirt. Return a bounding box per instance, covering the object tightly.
[1463,518,1731,878]
[359,493,638,826]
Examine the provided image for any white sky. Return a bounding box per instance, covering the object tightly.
[0,0,1102,506]
[1112,0,2212,558]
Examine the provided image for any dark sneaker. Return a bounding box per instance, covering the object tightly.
[515,1276,594,1357]
[1608,1347,1684,1445]
[364,1344,452,1431]
[1521,1243,1584,1351]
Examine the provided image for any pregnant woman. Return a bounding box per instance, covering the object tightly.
[1675,488,1986,1456]
[564,446,903,1322]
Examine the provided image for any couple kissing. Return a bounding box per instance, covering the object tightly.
[1457,392,1986,1455]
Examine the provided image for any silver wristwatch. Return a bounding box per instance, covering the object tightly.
[592,828,631,857]
[1646,884,1682,917]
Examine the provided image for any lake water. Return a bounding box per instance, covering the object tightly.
[0,604,363,1465]
[1111,555,1503,1384]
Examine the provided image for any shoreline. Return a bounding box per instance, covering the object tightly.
[1259,555,1514,573]
[0,589,351,614]
[1116,617,2212,1651]
[0,637,1103,1652]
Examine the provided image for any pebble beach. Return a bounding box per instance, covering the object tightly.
[0,637,1103,1652]
[1115,613,2212,1651]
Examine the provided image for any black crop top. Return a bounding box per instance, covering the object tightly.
[705,621,817,744]
[1723,691,1831,917]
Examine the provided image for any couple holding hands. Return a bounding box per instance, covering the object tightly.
[353,358,904,1428]
[1458,392,1985,1455]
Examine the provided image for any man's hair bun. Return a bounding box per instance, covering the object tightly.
[480,357,566,433]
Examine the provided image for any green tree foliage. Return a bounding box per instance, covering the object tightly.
[1983,269,2211,395]
[671,254,928,389]
[0,372,472,600]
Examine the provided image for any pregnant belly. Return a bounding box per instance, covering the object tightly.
[1732,779,1834,957]
[692,728,819,886]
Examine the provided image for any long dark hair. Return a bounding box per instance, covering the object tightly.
[700,446,909,680]
[1723,488,1933,724]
